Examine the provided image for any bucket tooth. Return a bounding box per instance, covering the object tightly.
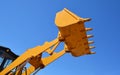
[88,41,94,44]
[87,35,93,38]
[83,18,91,22]
[89,46,95,49]
[85,28,93,31]
[90,52,96,54]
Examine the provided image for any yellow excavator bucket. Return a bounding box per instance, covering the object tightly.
[55,8,95,57]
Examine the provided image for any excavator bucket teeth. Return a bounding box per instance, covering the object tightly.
[55,8,94,57]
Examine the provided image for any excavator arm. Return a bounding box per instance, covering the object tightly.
[0,8,95,75]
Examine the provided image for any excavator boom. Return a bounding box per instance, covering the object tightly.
[0,8,95,75]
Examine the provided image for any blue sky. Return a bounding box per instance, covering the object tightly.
[0,0,120,75]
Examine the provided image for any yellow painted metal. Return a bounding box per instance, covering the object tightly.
[0,38,59,75]
[0,8,94,75]
[22,49,66,75]
[46,41,60,55]
[55,8,94,57]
